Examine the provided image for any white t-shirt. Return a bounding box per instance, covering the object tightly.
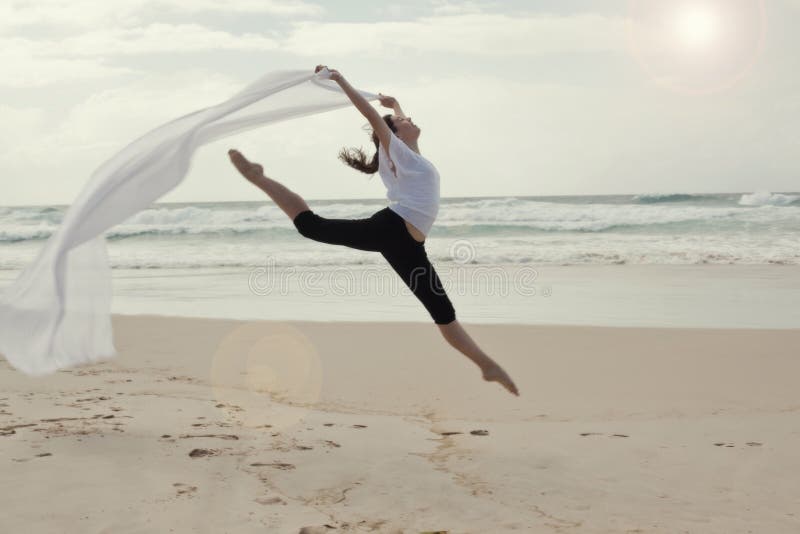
[377,130,441,236]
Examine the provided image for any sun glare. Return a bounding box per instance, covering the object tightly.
[675,5,721,50]
[628,0,766,94]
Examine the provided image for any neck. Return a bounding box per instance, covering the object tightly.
[399,136,420,154]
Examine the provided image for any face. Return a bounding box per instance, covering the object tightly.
[392,115,420,140]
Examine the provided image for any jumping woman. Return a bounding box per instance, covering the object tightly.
[228,65,519,397]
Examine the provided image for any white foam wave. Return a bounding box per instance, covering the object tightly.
[739,191,799,206]
[438,201,748,232]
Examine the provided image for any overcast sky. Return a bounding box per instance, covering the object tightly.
[1,0,797,206]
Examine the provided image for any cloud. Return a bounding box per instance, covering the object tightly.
[431,0,499,15]
[0,10,630,88]
[8,24,280,57]
[168,0,323,16]
[0,24,278,88]
[279,13,628,58]
[11,69,242,152]
[0,69,244,204]
[0,40,137,88]
[0,105,47,149]
[0,0,323,33]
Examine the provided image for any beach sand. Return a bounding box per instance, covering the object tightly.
[2,315,799,533]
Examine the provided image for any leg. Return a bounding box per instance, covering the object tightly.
[383,242,519,396]
[437,320,520,396]
[229,148,384,252]
[228,149,309,220]
[382,245,457,326]
[292,211,384,252]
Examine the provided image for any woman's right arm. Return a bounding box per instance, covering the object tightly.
[379,93,406,119]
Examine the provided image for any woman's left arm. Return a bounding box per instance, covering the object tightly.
[316,65,392,150]
[316,65,382,125]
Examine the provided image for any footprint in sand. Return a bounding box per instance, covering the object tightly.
[179,433,239,440]
[435,430,490,437]
[214,402,244,413]
[173,482,198,497]
[75,396,112,403]
[188,448,220,458]
[254,496,286,506]
[298,526,339,534]
[250,462,295,470]
[11,452,52,462]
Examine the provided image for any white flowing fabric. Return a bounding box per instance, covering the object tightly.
[0,68,379,376]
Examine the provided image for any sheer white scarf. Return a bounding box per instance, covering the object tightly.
[0,68,379,375]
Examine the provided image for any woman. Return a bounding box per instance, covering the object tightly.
[227,65,519,397]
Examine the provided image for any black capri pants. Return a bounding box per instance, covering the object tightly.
[292,207,456,325]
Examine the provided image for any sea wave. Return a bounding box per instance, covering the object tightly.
[0,226,58,243]
[738,191,799,207]
[105,225,298,240]
[2,197,800,244]
[2,237,798,269]
[632,193,711,204]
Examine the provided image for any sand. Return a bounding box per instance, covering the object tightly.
[2,315,799,533]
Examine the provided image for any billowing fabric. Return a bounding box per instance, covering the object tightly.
[377,129,441,236]
[0,68,378,376]
[292,207,456,325]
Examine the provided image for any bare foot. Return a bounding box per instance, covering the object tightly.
[482,365,520,396]
[228,149,263,182]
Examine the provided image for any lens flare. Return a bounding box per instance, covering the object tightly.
[210,322,323,431]
[675,5,720,50]
[627,0,766,94]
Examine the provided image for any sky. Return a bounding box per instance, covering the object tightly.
[0,0,797,206]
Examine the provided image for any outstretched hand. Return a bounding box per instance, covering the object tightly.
[315,64,342,82]
[378,93,398,109]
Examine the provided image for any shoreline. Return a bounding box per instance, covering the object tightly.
[112,311,800,331]
[103,264,800,329]
[3,264,799,329]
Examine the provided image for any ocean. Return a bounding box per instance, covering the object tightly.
[1,192,799,269]
[1,192,798,328]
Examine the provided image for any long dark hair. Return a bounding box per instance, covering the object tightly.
[338,114,397,175]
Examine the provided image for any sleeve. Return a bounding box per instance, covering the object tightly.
[383,130,419,176]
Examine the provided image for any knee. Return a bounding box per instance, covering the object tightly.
[434,311,456,326]
[433,300,456,326]
[292,210,316,238]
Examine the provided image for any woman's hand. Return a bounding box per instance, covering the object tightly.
[315,64,342,82]
[378,93,398,109]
